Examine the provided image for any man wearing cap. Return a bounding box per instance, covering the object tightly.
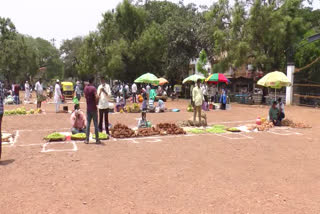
[54,79,62,113]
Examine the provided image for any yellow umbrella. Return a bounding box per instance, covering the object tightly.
[257,71,291,99]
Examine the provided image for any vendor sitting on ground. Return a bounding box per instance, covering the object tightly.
[138,111,149,128]
[115,92,124,112]
[156,99,165,112]
[71,104,87,134]
[269,101,280,126]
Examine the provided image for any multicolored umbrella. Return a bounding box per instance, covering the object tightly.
[182,74,205,84]
[134,73,159,84]
[205,73,229,84]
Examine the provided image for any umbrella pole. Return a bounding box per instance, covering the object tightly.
[275,88,276,101]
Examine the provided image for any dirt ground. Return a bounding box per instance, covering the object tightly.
[1,95,320,214]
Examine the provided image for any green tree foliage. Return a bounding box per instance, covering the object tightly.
[197,49,208,75]
[0,16,63,83]
[60,37,84,78]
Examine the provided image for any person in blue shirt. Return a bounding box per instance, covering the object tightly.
[220,89,227,110]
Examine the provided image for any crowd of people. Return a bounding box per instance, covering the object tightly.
[0,76,289,155]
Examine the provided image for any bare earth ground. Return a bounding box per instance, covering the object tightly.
[1,94,320,214]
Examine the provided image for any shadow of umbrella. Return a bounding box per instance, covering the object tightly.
[0,159,15,166]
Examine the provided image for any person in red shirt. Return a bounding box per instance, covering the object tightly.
[84,77,100,144]
[14,84,20,105]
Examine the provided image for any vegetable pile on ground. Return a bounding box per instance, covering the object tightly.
[93,132,109,140]
[189,128,206,134]
[206,125,226,134]
[257,121,274,131]
[4,107,41,116]
[71,133,86,140]
[111,123,135,138]
[44,132,66,142]
[281,119,311,128]
[136,127,160,137]
[156,123,186,135]
[126,103,141,113]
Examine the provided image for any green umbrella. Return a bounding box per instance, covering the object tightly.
[134,73,159,84]
[182,74,205,84]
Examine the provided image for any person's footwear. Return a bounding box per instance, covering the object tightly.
[84,140,89,144]
[96,140,101,144]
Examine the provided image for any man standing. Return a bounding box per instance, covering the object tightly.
[84,77,100,144]
[35,78,44,109]
[24,81,31,102]
[131,82,137,103]
[97,77,111,135]
[54,80,62,113]
[13,83,20,105]
[0,81,4,159]
[75,81,81,101]
[146,84,151,96]
[192,79,203,125]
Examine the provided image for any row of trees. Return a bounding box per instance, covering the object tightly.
[1,0,320,84]
[0,17,63,84]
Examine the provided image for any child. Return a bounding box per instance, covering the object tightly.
[141,88,148,111]
[138,111,148,128]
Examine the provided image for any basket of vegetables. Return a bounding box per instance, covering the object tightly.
[44,132,66,142]
[227,127,241,132]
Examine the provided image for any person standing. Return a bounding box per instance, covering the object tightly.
[13,83,20,105]
[220,89,227,110]
[146,84,151,96]
[0,81,4,159]
[35,78,44,109]
[54,80,62,113]
[24,81,31,102]
[84,77,100,144]
[122,83,127,106]
[97,77,111,135]
[192,79,203,125]
[277,97,285,121]
[131,82,137,103]
[75,81,82,101]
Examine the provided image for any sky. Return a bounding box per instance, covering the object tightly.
[0,0,319,47]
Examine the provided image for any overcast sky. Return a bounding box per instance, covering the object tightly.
[1,0,319,47]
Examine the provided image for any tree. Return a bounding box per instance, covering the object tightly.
[60,37,84,78]
[197,49,208,75]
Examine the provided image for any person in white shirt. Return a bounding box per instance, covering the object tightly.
[201,83,209,103]
[277,97,285,121]
[97,77,111,134]
[146,84,151,95]
[131,83,137,103]
[35,78,44,109]
[54,80,62,113]
[24,81,30,102]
